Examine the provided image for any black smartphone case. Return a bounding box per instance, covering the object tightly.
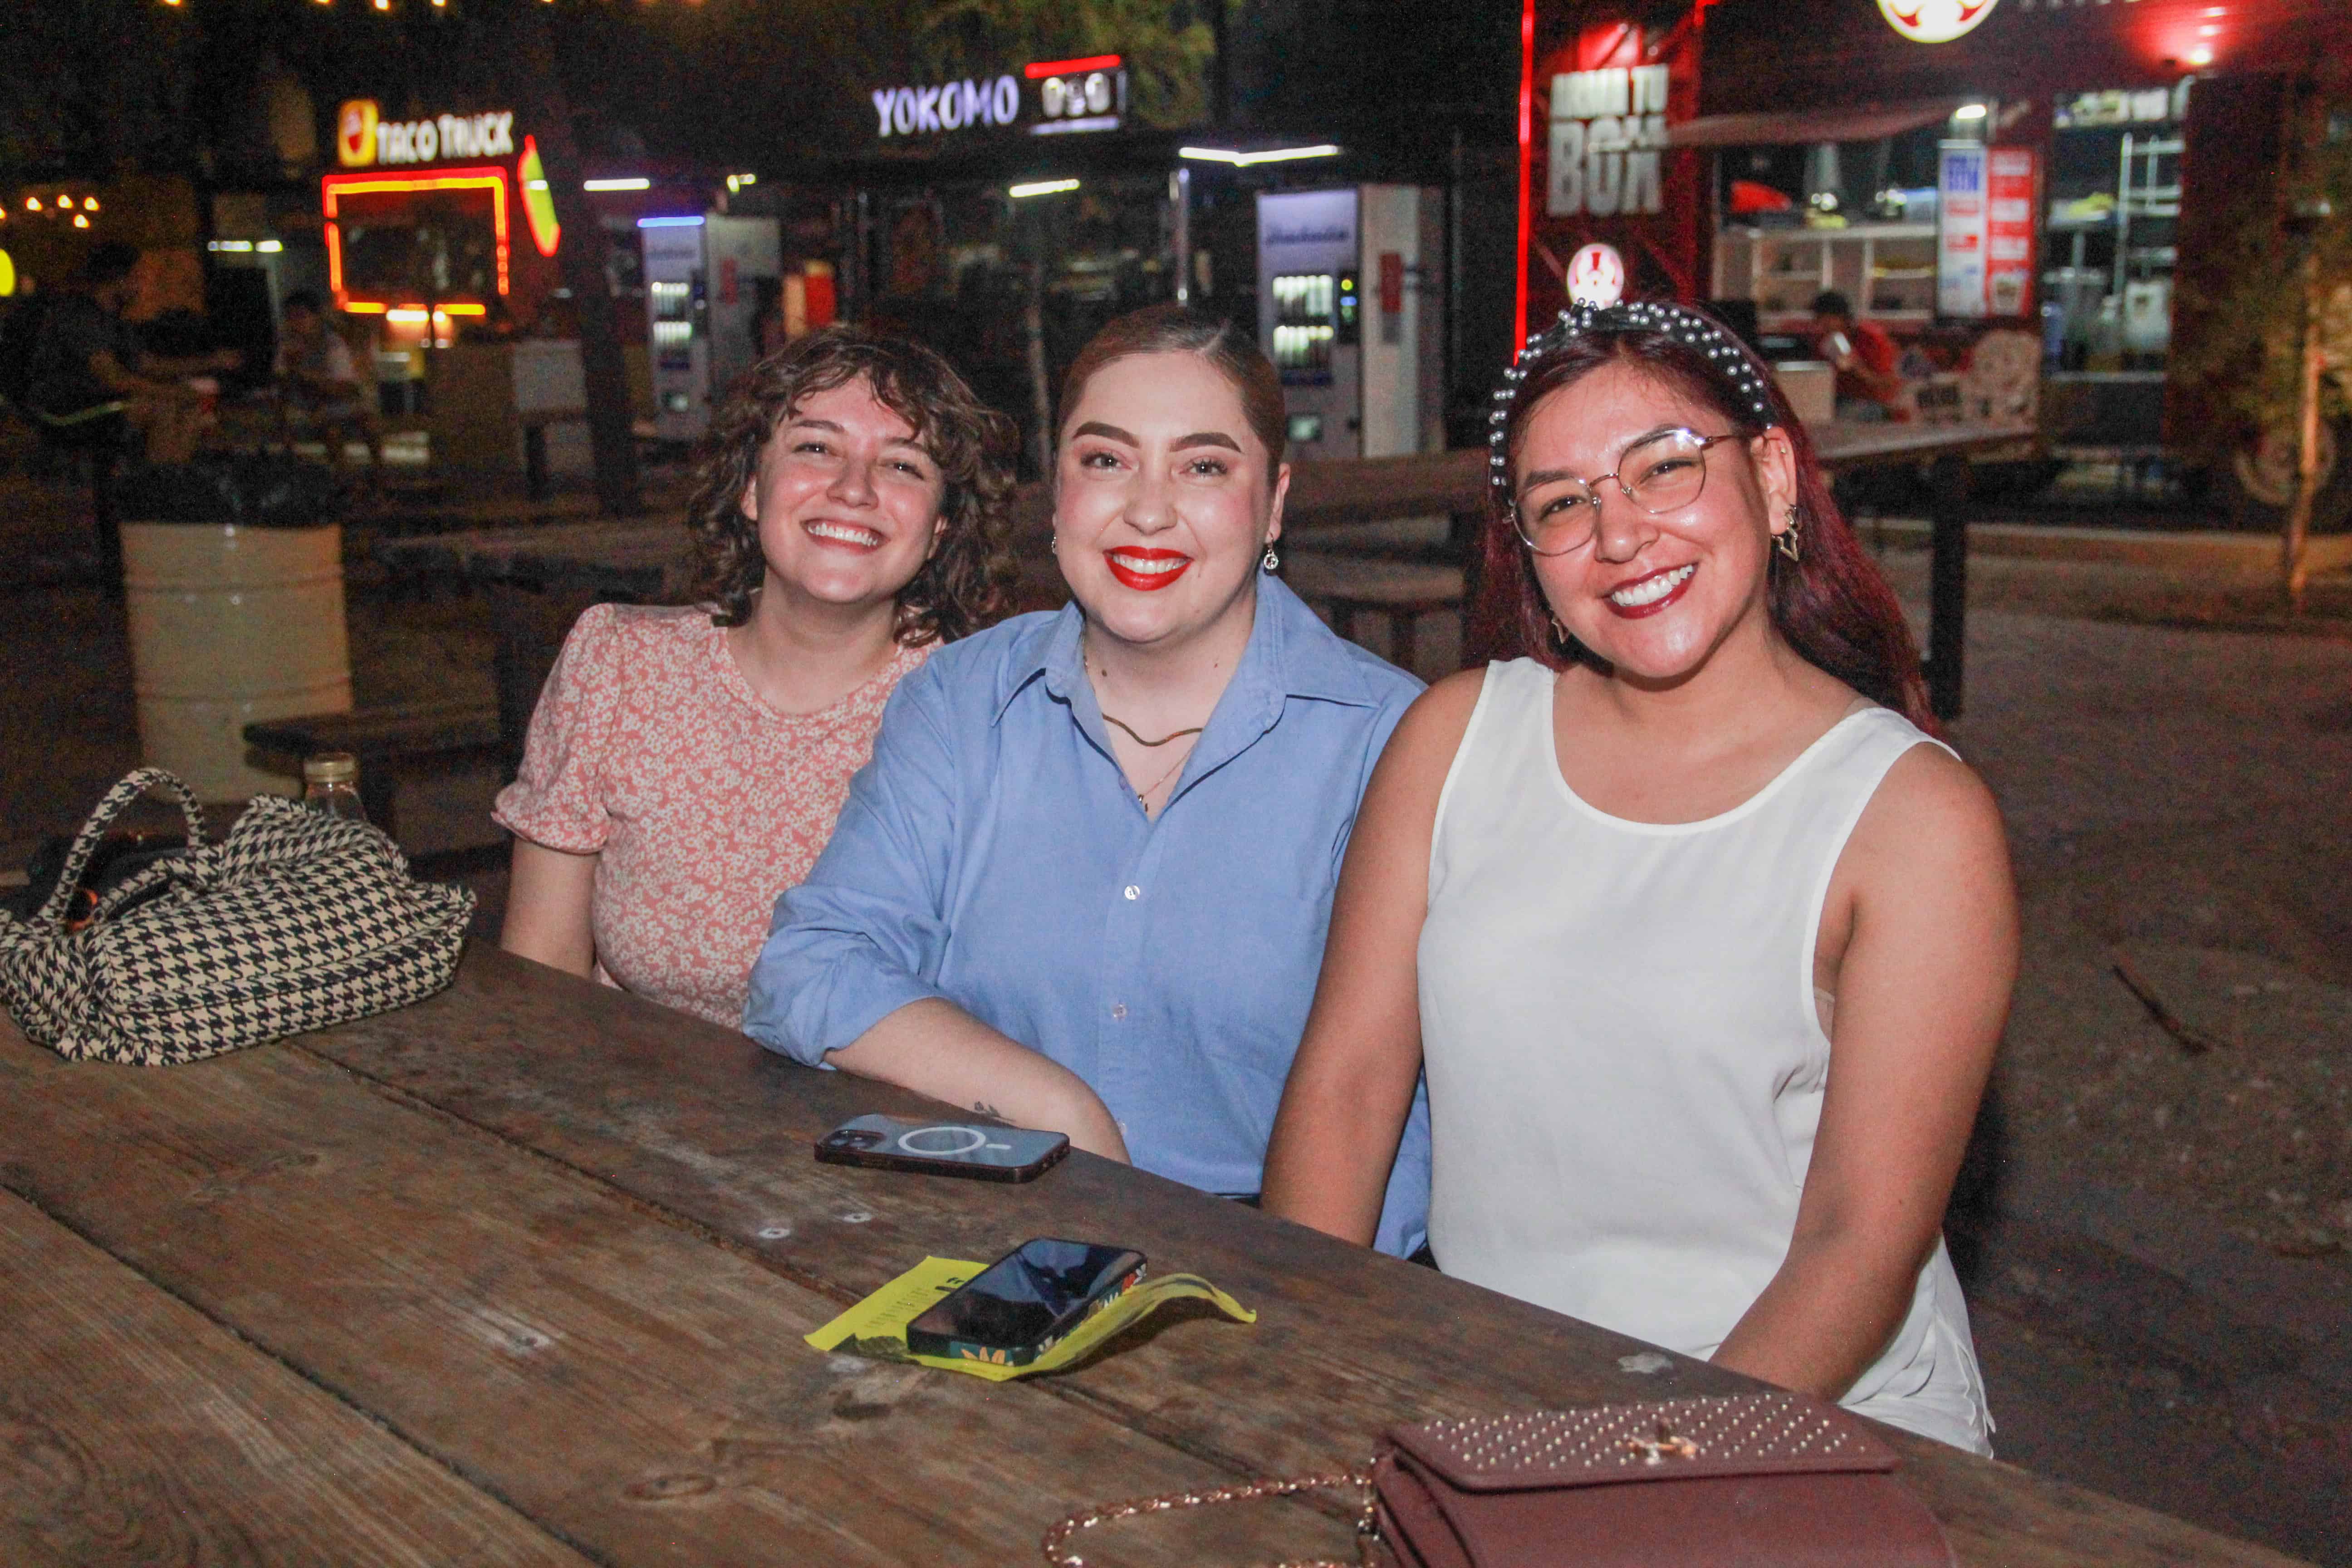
[813,1121,1071,1182]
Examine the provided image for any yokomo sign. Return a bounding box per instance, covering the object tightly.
[870,56,1127,140]
[1877,0,2001,45]
[872,77,1023,137]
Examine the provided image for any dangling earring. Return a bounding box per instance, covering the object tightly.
[1548,612,1573,653]
[1776,505,1804,564]
[1261,543,1281,573]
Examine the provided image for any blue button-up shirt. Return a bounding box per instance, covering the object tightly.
[745,578,1433,1255]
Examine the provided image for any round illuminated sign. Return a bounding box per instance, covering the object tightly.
[0,248,15,298]
[1877,0,1999,44]
[337,99,379,168]
[1566,243,1627,307]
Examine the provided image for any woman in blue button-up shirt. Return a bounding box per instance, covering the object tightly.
[745,306,1432,1254]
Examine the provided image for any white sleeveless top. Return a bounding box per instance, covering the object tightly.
[1420,659,1992,1454]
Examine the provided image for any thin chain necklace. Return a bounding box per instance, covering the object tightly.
[1087,630,1209,813]
[1132,739,1196,810]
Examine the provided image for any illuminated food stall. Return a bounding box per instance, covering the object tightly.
[323,100,559,352]
[1513,0,2349,490]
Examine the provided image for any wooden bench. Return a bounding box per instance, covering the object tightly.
[242,701,504,841]
[1285,556,1467,676]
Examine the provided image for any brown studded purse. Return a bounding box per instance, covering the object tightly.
[1043,1391,1955,1568]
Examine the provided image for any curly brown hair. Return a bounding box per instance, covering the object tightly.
[684,327,1019,645]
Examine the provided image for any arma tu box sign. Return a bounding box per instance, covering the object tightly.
[1548,66,1671,219]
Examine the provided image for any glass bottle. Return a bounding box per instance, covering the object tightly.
[301,751,368,823]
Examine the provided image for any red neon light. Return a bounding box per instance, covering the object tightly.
[1514,0,1535,356]
[1025,54,1120,78]
[321,166,511,307]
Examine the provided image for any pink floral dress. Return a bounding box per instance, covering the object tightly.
[494,603,928,1028]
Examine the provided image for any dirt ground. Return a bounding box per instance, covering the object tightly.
[4,475,2350,1560]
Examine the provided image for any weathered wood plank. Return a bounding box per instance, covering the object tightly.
[0,1190,592,1568]
[0,1022,1347,1568]
[306,946,2310,1568]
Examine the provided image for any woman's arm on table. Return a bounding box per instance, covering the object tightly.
[743,666,1129,1161]
[828,999,1129,1161]
[1263,670,1484,1245]
[1712,744,2017,1399]
[500,838,598,979]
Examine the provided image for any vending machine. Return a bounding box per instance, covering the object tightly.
[1254,186,1443,462]
[640,212,782,441]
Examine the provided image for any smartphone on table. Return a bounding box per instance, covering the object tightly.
[814,1113,1070,1182]
[906,1237,1147,1367]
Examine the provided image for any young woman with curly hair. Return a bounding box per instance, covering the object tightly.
[495,328,1018,1026]
[1264,303,2015,1450]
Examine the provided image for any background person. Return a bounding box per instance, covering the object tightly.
[25,243,238,465]
[745,304,1433,1255]
[1809,289,1906,421]
[274,289,385,485]
[495,328,1017,1027]
[1263,302,2014,1448]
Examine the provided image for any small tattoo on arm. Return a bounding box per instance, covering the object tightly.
[972,1101,1002,1119]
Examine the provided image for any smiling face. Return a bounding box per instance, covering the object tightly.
[1514,359,1797,684]
[738,375,948,619]
[1053,350,1287,653]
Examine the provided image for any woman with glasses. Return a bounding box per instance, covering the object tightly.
[1263,302,2014,1451]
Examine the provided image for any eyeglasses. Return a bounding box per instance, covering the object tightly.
[1512,427,1744,557]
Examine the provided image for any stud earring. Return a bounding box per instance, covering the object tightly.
[1261,544,1281,573]
[1776,505,1804,564]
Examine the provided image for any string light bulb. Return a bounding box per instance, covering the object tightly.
[24,197,40,213]
[83,197,99,212]
[73,214,90,229]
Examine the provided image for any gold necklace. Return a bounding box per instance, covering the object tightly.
[1101,711,1206,748]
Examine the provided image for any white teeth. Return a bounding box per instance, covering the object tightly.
[807,521,882,547]
[1110,553,1187,574]
[1608,564,1694,607]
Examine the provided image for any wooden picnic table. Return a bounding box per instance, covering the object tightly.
[375,421,2034,767]
[0,943,2307,1567]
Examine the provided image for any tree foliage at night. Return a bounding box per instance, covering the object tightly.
[915,0,1215,129]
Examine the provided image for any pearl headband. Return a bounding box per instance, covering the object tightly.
[1486,301,1780,502]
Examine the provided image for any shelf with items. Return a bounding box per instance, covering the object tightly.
[1713,224,1939,328]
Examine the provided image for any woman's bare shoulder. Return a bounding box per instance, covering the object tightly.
[1850,730,2010,879]
[1385,665,1490,767]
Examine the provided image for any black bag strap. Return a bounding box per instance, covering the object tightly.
[33,769,208,931]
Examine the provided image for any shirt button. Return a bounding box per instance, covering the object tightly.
[1123,884,1141,901]
[1110,1003,1128,1020]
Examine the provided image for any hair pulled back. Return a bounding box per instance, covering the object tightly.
[1470,306,1933,729]
[686,326,1018,645]
[1057,304,1288,482]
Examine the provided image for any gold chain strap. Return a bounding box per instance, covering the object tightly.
[1040,1461,1382,1568]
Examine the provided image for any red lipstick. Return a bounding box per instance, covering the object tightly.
[1103,547,1193,592]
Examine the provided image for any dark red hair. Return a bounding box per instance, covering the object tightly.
[1466,308,1934,730]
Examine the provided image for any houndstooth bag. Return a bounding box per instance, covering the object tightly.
[0,768,474,1065]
